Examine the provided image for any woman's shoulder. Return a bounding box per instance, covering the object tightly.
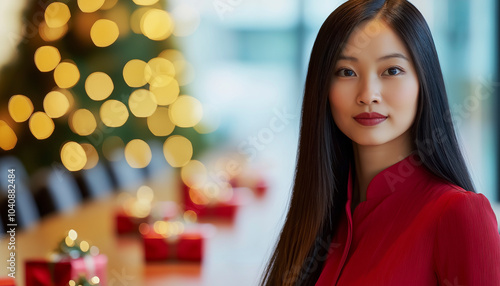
[436,187,493,216]
[414,169,496,221]
[430,184,498,234]
[432,187,500,285]
[423,175,491,211]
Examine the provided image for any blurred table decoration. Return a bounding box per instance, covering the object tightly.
[25,229,107,286]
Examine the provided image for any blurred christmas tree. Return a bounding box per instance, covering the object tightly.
[0,0,207,174]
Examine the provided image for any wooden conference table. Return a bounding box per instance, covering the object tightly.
[0,166,290,286]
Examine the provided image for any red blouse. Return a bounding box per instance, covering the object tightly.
[315,153,500,285]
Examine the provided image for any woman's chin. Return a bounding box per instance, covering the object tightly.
[349,135,392,147]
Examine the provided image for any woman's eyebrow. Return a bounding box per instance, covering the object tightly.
[377,53,409,62]
[337,53,409,62]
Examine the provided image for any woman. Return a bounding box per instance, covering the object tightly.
[261,0,500,285]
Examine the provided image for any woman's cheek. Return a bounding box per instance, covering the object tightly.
[385,80,417,108]
[330,85,352,109]
[384,82,419,126]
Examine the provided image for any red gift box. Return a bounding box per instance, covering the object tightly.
[185,200,238,220]
[115,209,149,234]
[142,229,204,262]
[0,277,16,286]
[254,178,268,197]
[25,255,107,286]
[230,176,268,198]
[182,183,239,220]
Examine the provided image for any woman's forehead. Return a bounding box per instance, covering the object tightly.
[339,19,410,60]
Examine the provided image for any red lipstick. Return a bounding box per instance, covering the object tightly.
[353,112,388,126]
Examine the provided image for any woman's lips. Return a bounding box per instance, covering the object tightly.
[353,112,388,126]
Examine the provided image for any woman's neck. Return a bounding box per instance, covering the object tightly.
[351,130,414,207]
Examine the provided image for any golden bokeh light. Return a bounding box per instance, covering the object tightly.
[54,61,80,89]
[194,121,219,134]
[90,19,119,47]
[78,0,105,13]
[124,139,152,168]
[69,109,97,136]
[146,107,175,136]
[80,240,90,252]
[157,221,184,237]
[39,21,68,42]
[45,2,71,28]
[189,187,209,205]
[140,9,173,41]
[183,210,197,223]
[146,57,175,87]
[101,0,118,10]
[181,160,207,189]
[174,221,185,235]
[61,142,87,172]
[153,221,168,235]
[123,59,151,87]
[129,89,157,118]
[68,229,78,240]
[158,49,194,86]
[29,112,55,140]
[163,135,192,167]
[8,95,34,123]
[133,0,159,6]
[0,121,17,151]
[171,4,201,37]
[130,7,151,34]
[159,49,185,69]
[43,91,70,118]
[168,95,203,128]
[158,49,184,62]
[149,78,179,106]
[102,136,125,161]
[34,46,61,72]
[126,197,151,218]
[65,236,75,247]
[85,72,114,101]
[90,277,100,284]
[100,99,129,127]
[81,143,99,170]
[137,185,154,202]
[57,88,76,110]
[139,223,150,235]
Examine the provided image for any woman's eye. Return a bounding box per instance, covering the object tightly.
[337,69,356,77]
[383,67,403,76]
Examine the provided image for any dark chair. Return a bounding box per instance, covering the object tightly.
[144,140,171,179]
[108,154,147,193]
[74,162,115,200]
[31,164,82,217]
[0,156,40,229]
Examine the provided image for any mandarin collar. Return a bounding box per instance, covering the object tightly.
[347,151,426,202]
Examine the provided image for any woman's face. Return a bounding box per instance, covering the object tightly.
[329,19,419,147]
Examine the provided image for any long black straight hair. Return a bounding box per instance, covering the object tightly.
[260,0,476,285]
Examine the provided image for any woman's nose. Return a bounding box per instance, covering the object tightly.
[356,77,381,105]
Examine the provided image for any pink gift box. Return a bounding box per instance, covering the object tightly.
[25,254,107,286]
